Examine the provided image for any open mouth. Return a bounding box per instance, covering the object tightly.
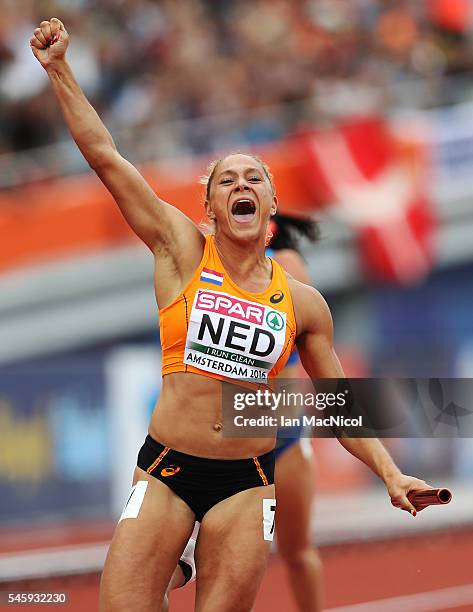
[231,199,256,223]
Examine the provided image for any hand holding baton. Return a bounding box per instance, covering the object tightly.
[392,488,452,511]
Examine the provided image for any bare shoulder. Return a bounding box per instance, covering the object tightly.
[286,275,334,337]
[153,218,206,310]
[274,248,311,284]
[156,201,206,263]
[274,249,305,272]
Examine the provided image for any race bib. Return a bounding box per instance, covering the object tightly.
[119,481,148,522]
[184,289,287,382]
[263,498,276,541]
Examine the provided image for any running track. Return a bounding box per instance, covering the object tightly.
[1,529,472,611]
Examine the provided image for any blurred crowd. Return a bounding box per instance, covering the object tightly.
[1,0,473,165]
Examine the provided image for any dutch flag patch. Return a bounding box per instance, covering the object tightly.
[200,268,224,286]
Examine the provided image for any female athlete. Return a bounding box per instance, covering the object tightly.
[168,214,323,611]
[31,19,430,612]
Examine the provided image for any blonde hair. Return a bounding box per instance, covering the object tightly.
[200,152,275,202]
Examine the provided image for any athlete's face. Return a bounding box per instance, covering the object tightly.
[206,154,277,243]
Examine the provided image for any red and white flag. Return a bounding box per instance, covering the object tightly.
[299,117,436,284]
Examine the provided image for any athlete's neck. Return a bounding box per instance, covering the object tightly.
[213,234,271,291]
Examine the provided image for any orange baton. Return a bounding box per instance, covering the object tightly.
[393,488,452,510]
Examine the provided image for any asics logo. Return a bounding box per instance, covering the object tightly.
[161,465,181,477]
[270,291,284,304]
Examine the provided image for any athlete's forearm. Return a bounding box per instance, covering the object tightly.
[337,437,401,484]
[46,59,116,166]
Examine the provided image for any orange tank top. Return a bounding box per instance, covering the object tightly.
[159,235,297,384]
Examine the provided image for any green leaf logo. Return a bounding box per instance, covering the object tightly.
[266,310,284,331]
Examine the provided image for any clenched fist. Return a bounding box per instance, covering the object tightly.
[30,18,69,68]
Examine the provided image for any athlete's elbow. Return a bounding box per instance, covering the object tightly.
[84,144,119,171]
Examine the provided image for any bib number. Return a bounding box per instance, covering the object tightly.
[119,481,148,522]
[184,289,287,382]
[263,498,276,541]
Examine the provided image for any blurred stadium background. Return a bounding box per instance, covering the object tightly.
[1,0,473,610]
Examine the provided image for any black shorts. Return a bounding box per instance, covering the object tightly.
[137,435,275,522]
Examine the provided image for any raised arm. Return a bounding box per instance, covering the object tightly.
[291,280,430,515]
[30,18,203,263]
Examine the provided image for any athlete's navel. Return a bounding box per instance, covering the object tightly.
[213,422,223,432]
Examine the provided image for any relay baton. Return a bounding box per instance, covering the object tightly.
[392,488,452,510]
[408,488,452,509]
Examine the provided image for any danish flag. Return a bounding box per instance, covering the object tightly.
[300,118,436,284]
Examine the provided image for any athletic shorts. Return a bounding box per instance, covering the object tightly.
[137,435,275,522]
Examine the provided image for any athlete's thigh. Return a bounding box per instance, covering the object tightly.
[194,485,276,612]
[100,466,195,612]
[274,441,315,554]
